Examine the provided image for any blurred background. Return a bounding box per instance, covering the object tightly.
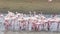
[0,0,60,14]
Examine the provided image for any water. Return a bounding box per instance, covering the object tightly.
[0,14,60,34]
[0,31,60,34]
[0,31,4,34]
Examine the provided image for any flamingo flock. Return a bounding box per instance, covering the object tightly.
[0,11,60,32]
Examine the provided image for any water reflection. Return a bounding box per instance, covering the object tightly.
[0,31,4,34]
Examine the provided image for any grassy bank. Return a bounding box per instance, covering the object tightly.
[0,0,60,14]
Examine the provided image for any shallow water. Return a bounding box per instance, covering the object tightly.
[0,15,60,34]
[0,31,60,34]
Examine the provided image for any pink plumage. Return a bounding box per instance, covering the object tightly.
[48,0,52,2]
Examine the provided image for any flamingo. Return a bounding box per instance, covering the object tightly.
[4,11,15,31]
[1,11,60,32]
[0,14,5,31]
[48,15,59,32]
[26,16,36,31]
[48,0,52,3]
[38,15,48,31]
[18,17,25,30]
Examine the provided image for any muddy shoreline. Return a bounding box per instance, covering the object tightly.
[0,31,60,34]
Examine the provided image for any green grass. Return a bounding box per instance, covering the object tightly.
[0,0,60,14]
